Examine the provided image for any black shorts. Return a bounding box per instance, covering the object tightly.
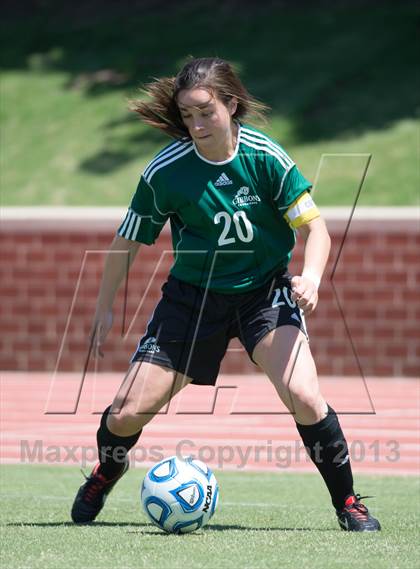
[131,270,308,386]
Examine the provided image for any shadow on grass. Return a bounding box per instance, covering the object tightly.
[78,126,168,174]
[1,0,419,174]
[4,521,335,532]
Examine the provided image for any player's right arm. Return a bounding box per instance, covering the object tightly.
[91,166,171,356]
[91,235,140,358]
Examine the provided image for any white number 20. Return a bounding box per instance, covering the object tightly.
[214,210,254,246]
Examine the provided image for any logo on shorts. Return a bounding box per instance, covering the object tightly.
[232,186,261,207]
[138,336,160,353]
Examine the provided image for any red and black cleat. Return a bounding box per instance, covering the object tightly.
[71,459,129,524]
[337,494,381,532]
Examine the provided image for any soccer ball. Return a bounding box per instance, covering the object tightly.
[141,455,219,534]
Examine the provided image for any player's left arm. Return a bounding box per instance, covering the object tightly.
[284,192,331,315]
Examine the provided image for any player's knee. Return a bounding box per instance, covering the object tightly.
[114,389,161,417]
[290,389,325,424]
[107,403,153,435]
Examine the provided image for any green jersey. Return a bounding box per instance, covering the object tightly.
[118,123,312,293]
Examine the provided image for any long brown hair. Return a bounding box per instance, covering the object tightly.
[130,57,269,139]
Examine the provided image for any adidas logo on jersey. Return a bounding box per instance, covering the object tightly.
[138,336,160,353]
[232,186,261,207]
[214,172,233,186]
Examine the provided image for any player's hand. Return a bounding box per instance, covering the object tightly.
[90,309,113,359]
[291,275,319,316]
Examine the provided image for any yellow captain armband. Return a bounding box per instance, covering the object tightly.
[283,192,320,229]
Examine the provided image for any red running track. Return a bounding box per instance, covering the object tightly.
[1,372,419,476]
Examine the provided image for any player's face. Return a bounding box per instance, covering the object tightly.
[177,88,237,155]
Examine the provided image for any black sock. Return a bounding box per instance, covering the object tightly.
[96,405,142,479]
[295,404,354,510]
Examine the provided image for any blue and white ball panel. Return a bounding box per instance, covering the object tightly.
[210,483,219,518]
[148,457,178,482]
[172,515,204,534]
[144,496,172,526]
[170,481,204,512]
[186,457,214,481]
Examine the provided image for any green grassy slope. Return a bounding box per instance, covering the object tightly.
[1,465,419,569]
[1,1,418,206]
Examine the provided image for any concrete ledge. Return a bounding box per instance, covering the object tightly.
[1,206,418,233]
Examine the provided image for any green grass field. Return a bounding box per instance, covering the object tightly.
[0,465,419,569]
[1,1,418,206]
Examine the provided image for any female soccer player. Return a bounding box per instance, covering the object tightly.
[71,57,380,531]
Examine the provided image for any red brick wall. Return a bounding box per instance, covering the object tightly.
[1,211,419,377]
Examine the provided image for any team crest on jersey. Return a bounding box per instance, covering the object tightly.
[232,186,261,207]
